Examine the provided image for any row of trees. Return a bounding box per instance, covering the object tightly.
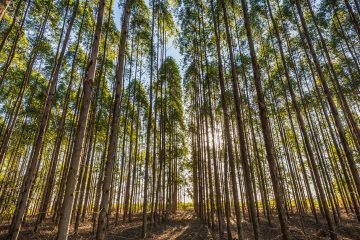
[0,0,187,239]
[180,0,359,239]
[1,0,359,239]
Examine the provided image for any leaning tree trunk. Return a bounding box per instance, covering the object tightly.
[6,6,52,240]
[239,0,290,239]
[34,0,83,231]
[266,0,337,235]
[11,0,79,234]
[210,0,243,238]
[294,0,359,226]
[0,0,11,21]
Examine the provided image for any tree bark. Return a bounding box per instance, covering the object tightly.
[0,0,11,21]
[96,1,133,239]
[239,0,290,238]
[56,0,105,239]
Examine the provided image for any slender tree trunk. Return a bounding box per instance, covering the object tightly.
[220,0,259,238]
[0,0,11,21]
[294,0,359,221]
[239,0,290,238]
[0,0,23,53]
[96,1,132,239]
[210,1,243,238]
[141,0,155,236]
[56,1,105,239]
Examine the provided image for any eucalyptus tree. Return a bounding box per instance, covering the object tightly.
[35,0,88,231]
[96,0,134,239]
[141,0,153,231]
[143,0,176,236]
[7,1,79,239]
[209,0,243,238]
[238,0,290,238]
[56,0,106,239]
[264,0,337,236]
[0,0,359,239]
[293,0,360,210]
[219,0,259,238]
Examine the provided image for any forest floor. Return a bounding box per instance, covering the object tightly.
[1,209,360,239]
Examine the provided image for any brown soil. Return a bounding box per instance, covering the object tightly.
[0,210,359,239]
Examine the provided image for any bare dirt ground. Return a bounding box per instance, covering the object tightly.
[0,210,212,240]
[0,209,360,239]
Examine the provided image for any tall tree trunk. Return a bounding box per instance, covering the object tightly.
[56,0,105,239]
[294,0,360,221]
[239,0,290,238]
[220,0,259,238]
[141,0,155,236]
[96,1,132,239]
[266,0,337,235]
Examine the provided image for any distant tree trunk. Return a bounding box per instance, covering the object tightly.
[206,49,224,240]
[129,96,141,222]
[123,91,137,223]
[222,132,233,240]
[114,99,129,225]
[149,0,157,227]
[150,83,158,227]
